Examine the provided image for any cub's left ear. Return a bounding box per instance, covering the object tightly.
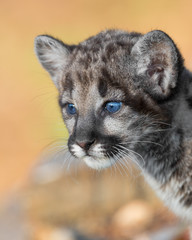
[131,30,183,100]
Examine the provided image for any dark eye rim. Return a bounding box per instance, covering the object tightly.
[66,103,77,115]
[60,101,77,116]
[103,101,123,114]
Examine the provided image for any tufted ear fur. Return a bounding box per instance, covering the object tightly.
[131,30,182,100]
[34,35,72,89]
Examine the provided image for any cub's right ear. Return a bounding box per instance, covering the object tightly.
[34,35,72,89]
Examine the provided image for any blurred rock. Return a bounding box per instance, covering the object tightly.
[112,200,154,235]
[33,224,105,240]
[0,162,185,240]
[34,226,76,240]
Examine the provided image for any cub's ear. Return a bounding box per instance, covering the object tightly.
[34,35,72,89]
[131,30,183,100]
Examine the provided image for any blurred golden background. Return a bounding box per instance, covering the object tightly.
[1,0,192,239]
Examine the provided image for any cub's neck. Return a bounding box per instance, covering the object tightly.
[137,69,192,184]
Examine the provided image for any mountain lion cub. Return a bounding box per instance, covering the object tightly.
[35,29,192,227]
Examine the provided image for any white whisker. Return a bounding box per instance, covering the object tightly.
[116,144,145,167]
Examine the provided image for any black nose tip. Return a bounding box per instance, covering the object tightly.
[76,139,95,150]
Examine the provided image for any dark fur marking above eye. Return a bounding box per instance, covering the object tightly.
[186,97,192,108]
[101,68,113,83]
[98,77,108,97]
[63,73,74,94]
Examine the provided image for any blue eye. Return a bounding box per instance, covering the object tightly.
[67,103,76,115]
[105,102,122,113]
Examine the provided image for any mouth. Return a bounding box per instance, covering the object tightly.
[83,155,115,170]
[69,143,117,170]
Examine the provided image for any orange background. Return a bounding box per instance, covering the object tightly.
[1,0,192,198]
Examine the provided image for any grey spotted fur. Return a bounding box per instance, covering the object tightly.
[35,29,192,222]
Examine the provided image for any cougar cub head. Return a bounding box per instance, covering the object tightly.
[35,30,182,170]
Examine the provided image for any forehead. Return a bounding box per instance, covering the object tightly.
[62,49,130,96]
[64,71,125,101]
[65,32,138,84]
[60,30,141,103]
[74,82,102,110]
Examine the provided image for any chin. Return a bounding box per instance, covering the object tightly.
[83,156,114,170]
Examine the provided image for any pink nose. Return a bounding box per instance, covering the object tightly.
[76,140,95,150]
